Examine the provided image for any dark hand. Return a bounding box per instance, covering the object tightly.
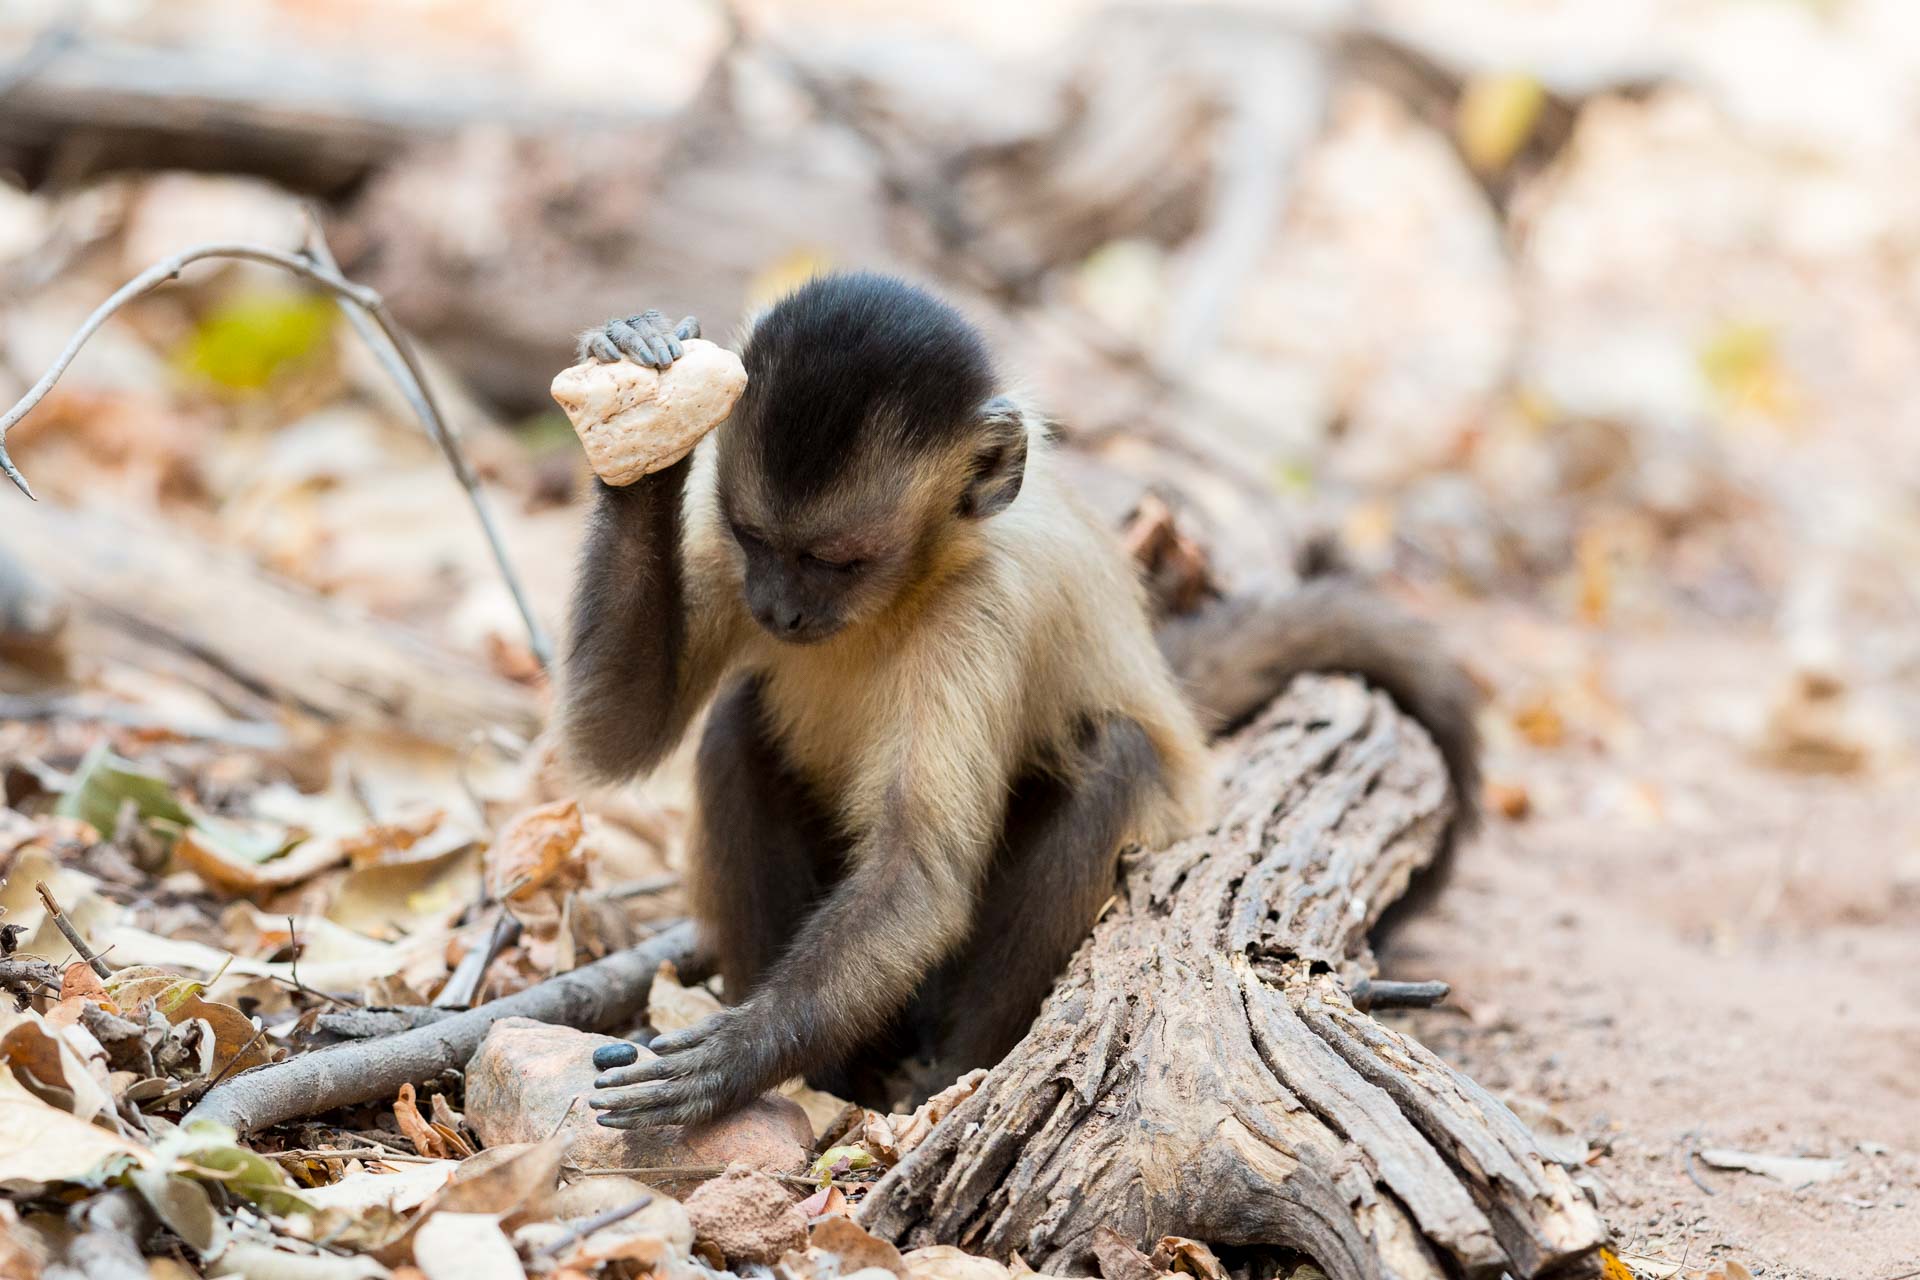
[578,310,702,368]
[588,1005,778,1128]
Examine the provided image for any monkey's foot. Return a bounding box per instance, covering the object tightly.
[578,310,701,367]
[587,1006,773,1128]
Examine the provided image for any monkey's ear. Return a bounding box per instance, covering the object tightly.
[958,396,1028,520]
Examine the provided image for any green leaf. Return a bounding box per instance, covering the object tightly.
[178,292,336,392]
[55,744,190,838]
[808,1143,876,1185]
[156,1121,316,1217]
[184,809,301,866]
[128,1166,228,1256]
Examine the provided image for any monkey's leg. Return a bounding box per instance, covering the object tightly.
[928,715,1164,1075]
[689,675,841,1001]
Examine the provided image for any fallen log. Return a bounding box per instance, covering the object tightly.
[0,503,539,745]
[0,37,673,196]
[183,922,699,1138]
[860,675,1606,1280]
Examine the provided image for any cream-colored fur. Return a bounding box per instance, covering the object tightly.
[672,410,1210,876]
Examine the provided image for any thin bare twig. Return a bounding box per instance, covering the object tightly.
[431,908,522,1009]
[270,1146,446,1165]
[34,881,110,978]
[565,1164,849,1191]
[0,233,554,669]
[298,208,552,669]
[199,1024,270,1091]
[533,1193,655,1259]
[1682,1132,1717,1197]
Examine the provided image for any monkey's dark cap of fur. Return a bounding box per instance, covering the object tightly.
[738,272,999,502]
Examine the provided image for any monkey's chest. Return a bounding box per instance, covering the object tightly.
[756,660,896,804]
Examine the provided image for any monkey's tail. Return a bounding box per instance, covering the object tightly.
[1155,574,1482,837]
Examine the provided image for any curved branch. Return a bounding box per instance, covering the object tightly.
[0,238,554,669]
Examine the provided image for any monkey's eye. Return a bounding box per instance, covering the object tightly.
[802,552,866,574]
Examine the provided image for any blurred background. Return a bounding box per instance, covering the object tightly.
[0,3,1917,1276]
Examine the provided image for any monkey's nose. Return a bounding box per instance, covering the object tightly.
[780,610,805,633]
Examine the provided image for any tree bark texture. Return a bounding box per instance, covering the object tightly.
[860,675,1606,1280]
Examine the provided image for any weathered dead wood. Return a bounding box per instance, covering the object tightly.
[0,38,671,196]
[182,922,699,1138]
[860,676,1605,1280]
[0,504,538,745]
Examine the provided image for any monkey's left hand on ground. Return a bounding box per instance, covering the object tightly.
[589,1005,776,1128]
[562,274,1480,1132]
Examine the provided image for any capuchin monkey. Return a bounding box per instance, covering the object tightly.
[563,273,1478,1129]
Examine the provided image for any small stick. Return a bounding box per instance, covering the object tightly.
[34,881,110,978]
[1349,977,1450,1011]
[534,1193,655,1260]
[1682,1132,1717,1197]
[431,909,523,1009]
[200,1024,270,1091]
[565,1164,853,1191]
[278,918,355,1009]
[271,1147,447,1165]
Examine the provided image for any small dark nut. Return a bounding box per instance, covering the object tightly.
[593,1041,640,1070]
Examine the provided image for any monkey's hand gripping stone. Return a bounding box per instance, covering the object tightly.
[551,338,747,485]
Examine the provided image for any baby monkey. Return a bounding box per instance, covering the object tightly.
[564,274,1475,1128]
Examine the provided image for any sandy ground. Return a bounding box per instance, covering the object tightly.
[1381,608,1920,1280]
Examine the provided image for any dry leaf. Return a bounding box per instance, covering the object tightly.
[301,1161,459,1215]
[880,1068,987,1161]
[0,1008,114,1123]
[485,799,588,902]
[809,1215,903,1274]
[648,960,724,1035]
[0,1068,145,1186]
[1150,1238,1226,1280]
[796,1184,850,1220]
[1090,1226,1161,1280]
[903,1245,1014,1280]
[1484,780,1531,821]
[328,840,482,941]
[413,1212,524,1280]
[174,829,347,896]
[1696,1148,1845,1187]
[44,962,114,1028]
[394,1084,465,1160]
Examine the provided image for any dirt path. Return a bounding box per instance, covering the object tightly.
[1381,608,1920,1280]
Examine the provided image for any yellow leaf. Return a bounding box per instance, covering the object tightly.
[1698,321,1796,422]
[746,248,836,311]
[1457,72,1546,174]
[178,292,336,392]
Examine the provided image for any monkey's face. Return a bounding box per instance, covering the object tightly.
[720,493,912,646]
[718,434,980,646]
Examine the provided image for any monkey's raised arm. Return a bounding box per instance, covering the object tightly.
[559,313,746,783]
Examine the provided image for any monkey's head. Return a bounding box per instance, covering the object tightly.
[717,273,1027,645]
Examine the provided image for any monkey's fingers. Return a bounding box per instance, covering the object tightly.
[578,327,623,363]
[675,316,701,341]
[592,1056,682,1092]
[630,310,686,364]
[645,1016,723,1056]
[589,1078,716,1127]
[607,318,673,369]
